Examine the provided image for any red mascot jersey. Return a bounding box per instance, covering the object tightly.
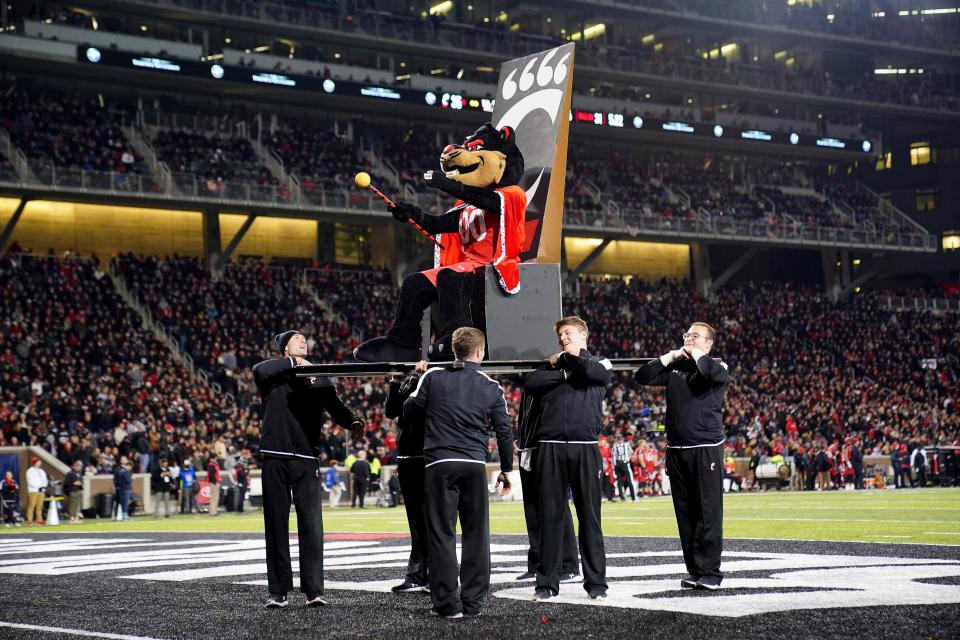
[433,185,527,294]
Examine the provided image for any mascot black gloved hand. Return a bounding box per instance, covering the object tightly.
[354,123,527,363]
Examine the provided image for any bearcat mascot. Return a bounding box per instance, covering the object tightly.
[354,123,527,363]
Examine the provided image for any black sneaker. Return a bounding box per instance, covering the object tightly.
[429,608,463,619]
[265,593,288,608]
[587,588,608,600]
[559,572,581,584]
[391,581,424,593]
[463,610,481,618]
[533,587,555,601]
[515,571,536,581]
[695,575,722,590]
[680,574,700,589]
[305,593,328,607]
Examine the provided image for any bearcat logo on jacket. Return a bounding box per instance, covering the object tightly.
[492,43,575,265]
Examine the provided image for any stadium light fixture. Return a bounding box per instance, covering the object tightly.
[570,24,606,41]
[429,1,453,16]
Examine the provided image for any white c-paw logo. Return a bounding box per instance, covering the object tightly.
[495,45,572,207]
[496,47,570,129]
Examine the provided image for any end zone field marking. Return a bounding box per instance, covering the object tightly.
[0,621,167,640]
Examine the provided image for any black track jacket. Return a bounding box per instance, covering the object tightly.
[634,354,729,447]
[386,375,425,458]
[523,349,612,444]
[253,356,357,460]
[403,361,513,472]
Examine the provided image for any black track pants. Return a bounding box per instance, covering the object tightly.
[425,461,490,616]
[398,457,429,585]
[535,443,607,595]
[665,444,724,580]
[261,456,325,595]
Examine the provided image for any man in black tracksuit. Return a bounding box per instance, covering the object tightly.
[404,327,513,619]
[386,364,430,592]
[253,330,364,608]
[516,382,580,583]
[525,316,612,600]
[634,321,729,590]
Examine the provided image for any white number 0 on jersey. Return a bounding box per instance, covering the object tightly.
[459,207,488,245]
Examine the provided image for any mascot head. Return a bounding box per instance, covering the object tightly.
[439,123,524,189]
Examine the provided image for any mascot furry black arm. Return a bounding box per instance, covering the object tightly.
[354,123,526,363]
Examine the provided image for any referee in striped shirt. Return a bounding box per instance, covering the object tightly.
[612,434,636,501]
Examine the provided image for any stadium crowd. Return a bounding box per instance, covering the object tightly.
[0,88,917,239]
[150,129,282,199]
[2,250,957,510]
[0,89,149,182]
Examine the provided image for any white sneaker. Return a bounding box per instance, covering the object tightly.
[265,594,288,608]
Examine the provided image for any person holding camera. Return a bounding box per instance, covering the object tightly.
[151,457,177,517]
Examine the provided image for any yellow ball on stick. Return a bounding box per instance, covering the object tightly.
[354,171,371,189]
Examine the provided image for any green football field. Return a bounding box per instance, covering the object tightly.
[6,488,960,545]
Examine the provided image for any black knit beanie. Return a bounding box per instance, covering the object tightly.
[274,330,301,355]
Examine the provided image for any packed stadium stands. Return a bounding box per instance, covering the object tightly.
[0,0,957,499]
[0,252,260,474]
[0,88,914,241]
[2,251,955,488]
[150,129,277,197]
[0,89,148,180]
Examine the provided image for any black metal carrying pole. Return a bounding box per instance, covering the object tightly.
[295,358,655,378]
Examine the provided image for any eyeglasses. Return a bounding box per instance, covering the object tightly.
[682,332,711,341]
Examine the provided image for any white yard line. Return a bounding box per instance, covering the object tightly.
[0,621,167,640]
